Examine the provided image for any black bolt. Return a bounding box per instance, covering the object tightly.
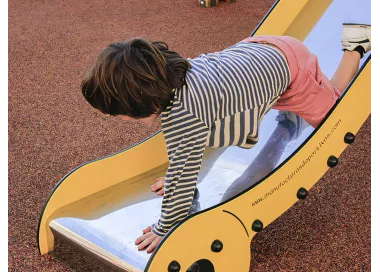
[327,156,339,168]
[344,132,355,144]
[211,239,223,252]
[168,260,181,272]
[252,219,263,232]
[297,188,308,200]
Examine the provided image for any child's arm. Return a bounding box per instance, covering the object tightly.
[151,110,209,236]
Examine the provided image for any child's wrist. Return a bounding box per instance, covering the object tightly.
[151,224,166,237]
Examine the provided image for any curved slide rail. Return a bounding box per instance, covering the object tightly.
[38,0,371,271]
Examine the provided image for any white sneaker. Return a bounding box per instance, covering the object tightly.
[342,23,371,58]
[276,111,310,141]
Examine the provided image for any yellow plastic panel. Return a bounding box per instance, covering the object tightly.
[38,132,168,254]
[146,60,371,272]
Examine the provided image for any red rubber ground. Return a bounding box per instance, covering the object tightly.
[9,0,370,271]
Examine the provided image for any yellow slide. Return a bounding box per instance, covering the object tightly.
[38,0,371,271]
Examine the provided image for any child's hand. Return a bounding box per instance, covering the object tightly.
[135,226,163,254]
[151,177,165,196]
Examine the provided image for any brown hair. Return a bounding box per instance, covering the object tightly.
[81,38,191,118]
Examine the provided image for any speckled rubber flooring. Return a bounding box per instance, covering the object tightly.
[8,0,370,271]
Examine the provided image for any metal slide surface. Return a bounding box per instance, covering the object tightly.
[49,0,370,271]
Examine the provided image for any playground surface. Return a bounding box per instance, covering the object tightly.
[9,0,370,271]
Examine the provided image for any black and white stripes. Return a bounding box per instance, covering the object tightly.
[152,41,290,236]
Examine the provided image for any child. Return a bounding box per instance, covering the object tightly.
[81,24,370,253]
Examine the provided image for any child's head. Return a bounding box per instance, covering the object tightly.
[81,38,191,118]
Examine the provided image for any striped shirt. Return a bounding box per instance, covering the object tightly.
[152,41,291,236]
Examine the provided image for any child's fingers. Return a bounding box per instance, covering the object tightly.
[151,179,160,189]
[135,232,154,245]
[156,177,165,183]
[142,226,152,234]
[151,183,160,192]
[147,237,162,254]
[151,178,165,192]
[137,235,157,250]
[153,177,165,184]
[156,188,164,196]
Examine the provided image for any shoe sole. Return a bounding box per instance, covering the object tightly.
[345,38,370,43]
[343,23,371,29]
[343,23,371,44]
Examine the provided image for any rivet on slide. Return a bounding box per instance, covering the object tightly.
[327,156,339,168]
[252,219,263,232]
[297,187,308,200]
[211,239,223,252]
[344,132,355,144]
[168,260,181,272]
